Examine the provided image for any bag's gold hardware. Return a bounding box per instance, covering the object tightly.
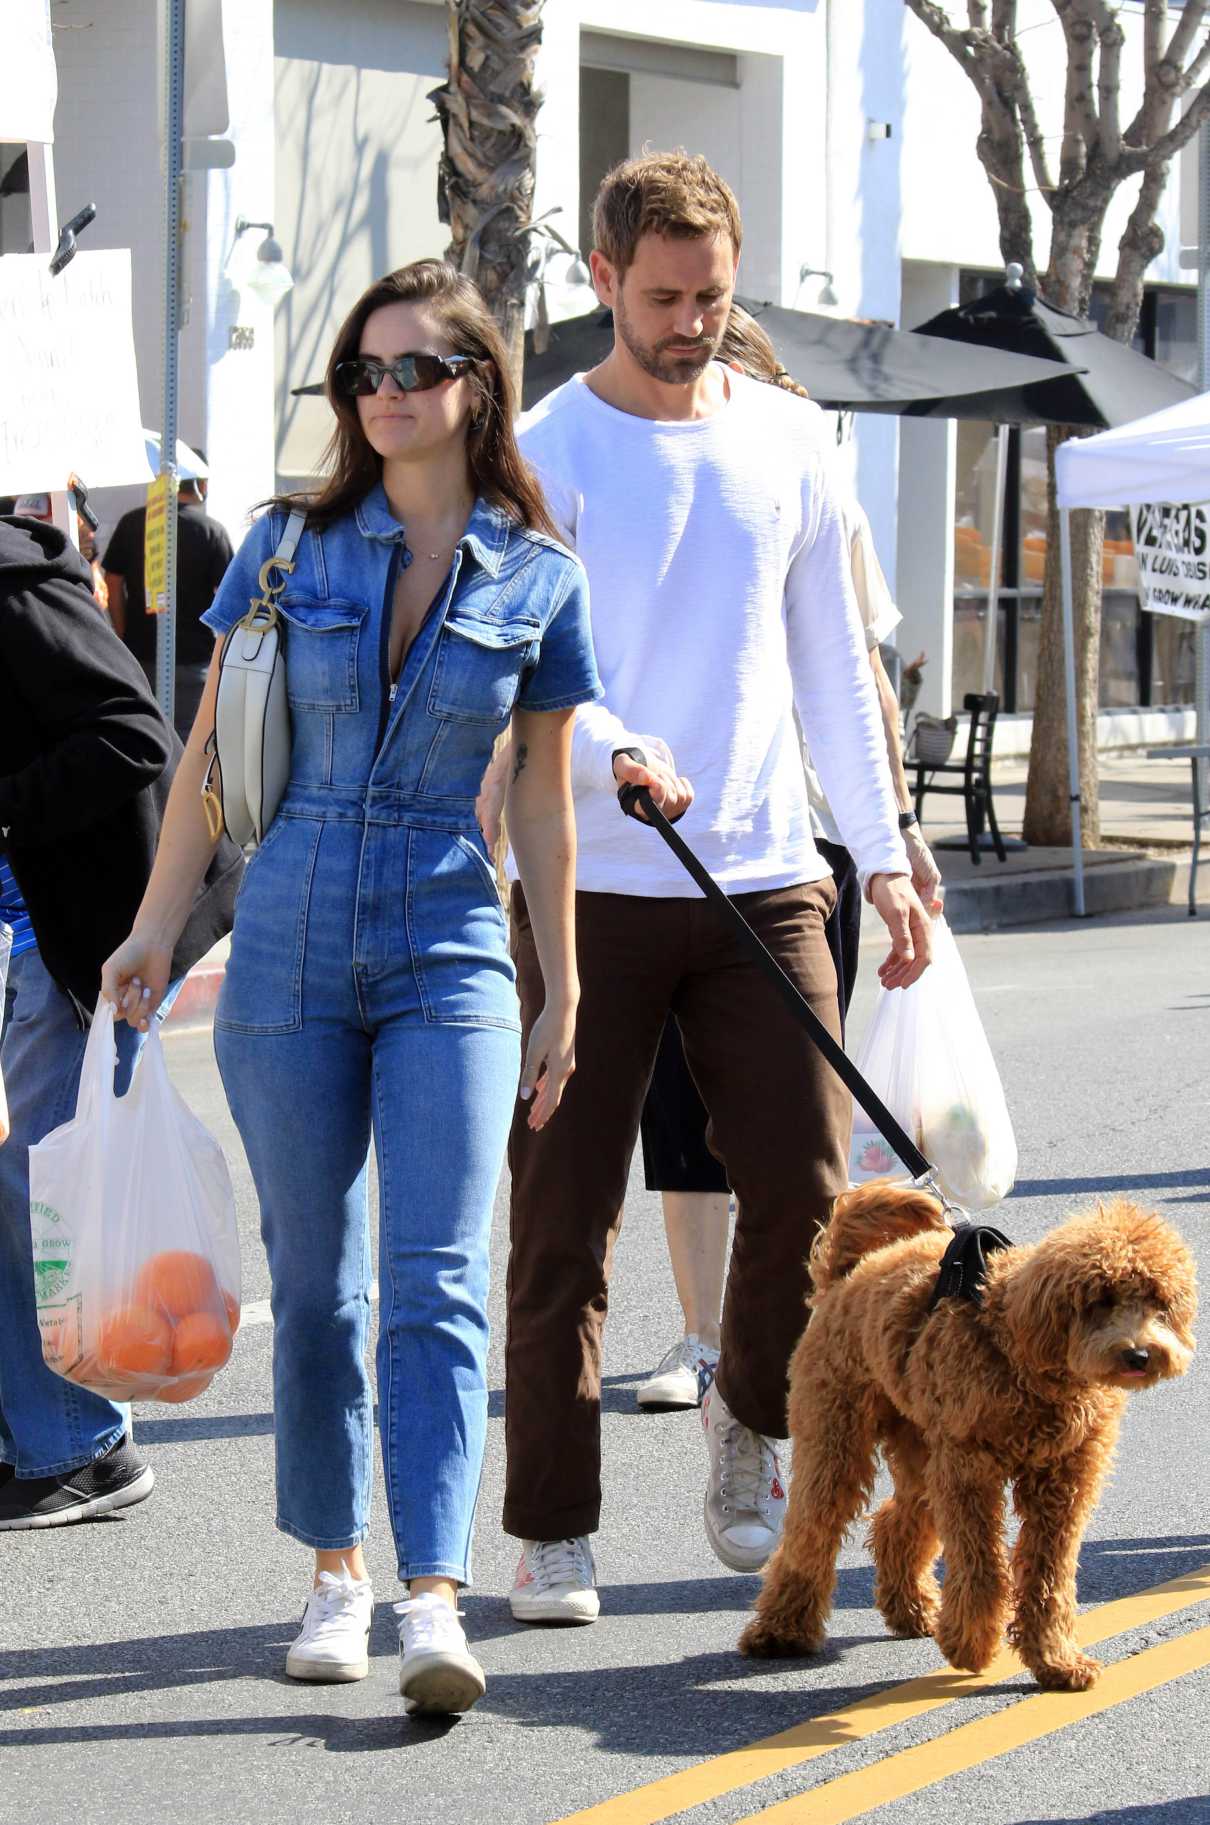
[200,749,225,843]
[240,554,296,632]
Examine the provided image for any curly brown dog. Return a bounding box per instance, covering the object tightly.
[738,1184,1197,1691]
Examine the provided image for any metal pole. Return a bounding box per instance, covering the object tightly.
[1196,121,1210,808]
[157,0,186,728]
[1060,507,1086,917]
[980,424,1009,695]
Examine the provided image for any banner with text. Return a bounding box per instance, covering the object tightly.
[1131,502,1210,624]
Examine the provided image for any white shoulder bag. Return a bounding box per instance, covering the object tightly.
[202,509,306,849]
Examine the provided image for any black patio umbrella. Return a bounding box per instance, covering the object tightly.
[911,281,1196,429]
[290,295,1082,421]
[517,295,1084,421]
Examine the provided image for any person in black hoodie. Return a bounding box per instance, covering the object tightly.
[0,515,242,1529]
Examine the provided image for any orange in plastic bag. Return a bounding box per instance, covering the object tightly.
[30,1004,241,1404]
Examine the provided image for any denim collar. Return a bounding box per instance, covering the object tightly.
[354,483,510,578]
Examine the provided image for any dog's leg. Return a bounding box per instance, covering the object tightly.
[869,1424,941,1639]
[1008,1440,1110,1691]
[739,1386,878,1660]
[927,1446,1011,1674]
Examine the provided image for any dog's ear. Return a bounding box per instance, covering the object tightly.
[998,1243,1076,1377]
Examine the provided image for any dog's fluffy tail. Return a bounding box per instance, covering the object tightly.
[811,1181,948,1292]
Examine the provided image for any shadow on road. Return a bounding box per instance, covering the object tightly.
[1014,1805,1210,1825]
[135,1373,657,1444]
[1009,1168,1210,1199]
[1077,1535,1210,1601]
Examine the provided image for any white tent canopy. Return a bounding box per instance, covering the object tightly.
[1054,389,1210,915]
[1057,390,1210,510]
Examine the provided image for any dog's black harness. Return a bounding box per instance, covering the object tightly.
[928,1222,1014,1311]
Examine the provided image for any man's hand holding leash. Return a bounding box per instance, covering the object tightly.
[611,744,694,825]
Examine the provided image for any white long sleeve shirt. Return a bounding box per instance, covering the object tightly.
[516,369,908,897]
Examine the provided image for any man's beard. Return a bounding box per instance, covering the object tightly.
[615,291,720,385]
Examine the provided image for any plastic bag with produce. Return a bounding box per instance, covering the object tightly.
[29,1002,240,1402]
[847,915,1016,1210]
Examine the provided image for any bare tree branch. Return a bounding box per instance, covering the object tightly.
[1053,1,1098,189]
[1091,5,1125,166]
[1181,35,1210,98]
[1166,0,1210,74]
[1106,157,1169,343]
[1118,80,1210,175]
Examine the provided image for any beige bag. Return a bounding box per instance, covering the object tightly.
[202,510,305,848]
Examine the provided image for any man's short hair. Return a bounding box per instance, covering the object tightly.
[592,151,743,276]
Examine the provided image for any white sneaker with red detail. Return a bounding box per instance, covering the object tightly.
[637,1333,721,1409]
[284,1569,373,1682]
[509,1536,600,1624]
[395,1593,486,1716]
[702,1383,787,1573]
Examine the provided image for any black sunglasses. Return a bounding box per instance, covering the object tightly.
[334,353,474,397]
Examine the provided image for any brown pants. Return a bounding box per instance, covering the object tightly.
[503,879,851,1542]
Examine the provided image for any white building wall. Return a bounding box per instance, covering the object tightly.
[203,0,279,543]
[273,0,449,487]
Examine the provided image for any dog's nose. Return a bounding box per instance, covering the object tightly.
[1122,1347,1150,1371]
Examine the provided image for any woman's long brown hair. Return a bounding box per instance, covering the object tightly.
[277,260,558,538]
[719,304,811,400]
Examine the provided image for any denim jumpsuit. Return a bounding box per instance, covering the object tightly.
[202,485,600,1582]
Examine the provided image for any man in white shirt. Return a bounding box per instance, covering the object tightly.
[504,152,931,1625]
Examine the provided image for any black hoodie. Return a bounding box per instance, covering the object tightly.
[0,516,242,1020]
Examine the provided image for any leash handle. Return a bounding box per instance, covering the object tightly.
[619,784,933,1181]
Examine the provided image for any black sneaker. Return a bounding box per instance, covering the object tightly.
[0,1437,154,1530]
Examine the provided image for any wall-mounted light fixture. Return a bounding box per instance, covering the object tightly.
[866,120,893,142]
[799,264,838,308]
[230,217,294,306]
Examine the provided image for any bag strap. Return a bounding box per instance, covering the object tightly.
[241,508,308,631]
[616,776,935,1185]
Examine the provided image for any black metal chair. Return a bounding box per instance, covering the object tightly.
[914,691,1007,866]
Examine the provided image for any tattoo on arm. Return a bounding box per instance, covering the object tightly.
[511,741,529,786]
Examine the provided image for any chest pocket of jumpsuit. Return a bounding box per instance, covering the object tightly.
[427,607,540,727]
[279,596,369,712]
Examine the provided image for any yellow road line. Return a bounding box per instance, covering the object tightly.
[730,1624,1210,1825]
[550,1564,1210,1825]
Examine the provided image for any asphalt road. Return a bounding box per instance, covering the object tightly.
[2,904,1207,1825]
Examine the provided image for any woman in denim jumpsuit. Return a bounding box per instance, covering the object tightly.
[103,263,601,1716]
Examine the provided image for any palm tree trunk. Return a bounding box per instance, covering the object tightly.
[430,0,545,398]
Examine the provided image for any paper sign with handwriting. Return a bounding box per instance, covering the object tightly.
[0,251,148,495]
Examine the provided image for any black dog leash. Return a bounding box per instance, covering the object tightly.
[615,767,934,1186]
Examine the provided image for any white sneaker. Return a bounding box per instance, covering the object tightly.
[509,1537,600,1624]
[284,1569,373,1682]
[395,1593,486,1716]
[637,1333,721,1409]
[702,1383,787,1573]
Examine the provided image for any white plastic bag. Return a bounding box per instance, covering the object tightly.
[848,916,1017,1210]
[30,1003,241,1403]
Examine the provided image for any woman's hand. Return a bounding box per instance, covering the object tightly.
[518,999,578,1131]
[101,933,175,1030]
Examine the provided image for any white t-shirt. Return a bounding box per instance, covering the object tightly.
[515,369,908,898]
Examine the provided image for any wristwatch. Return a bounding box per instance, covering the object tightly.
[898,810,919,831]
